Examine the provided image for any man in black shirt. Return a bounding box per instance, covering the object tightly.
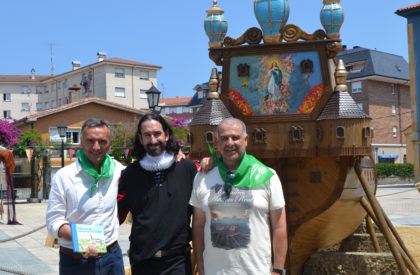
[118,113,197,275]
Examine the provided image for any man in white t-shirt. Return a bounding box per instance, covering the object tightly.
[190,117,288,275]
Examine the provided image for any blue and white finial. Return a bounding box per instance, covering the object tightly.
[320,0,344,39]
[204,0,228,48]
[254,0,290,44]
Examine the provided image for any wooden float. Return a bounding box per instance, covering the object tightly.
[190,1,419,273]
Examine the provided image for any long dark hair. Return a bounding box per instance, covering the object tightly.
[132,113,179,160]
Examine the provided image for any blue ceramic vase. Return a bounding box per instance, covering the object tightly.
[204,0,228,48]
[320,0,344,39]
[254,0,289,43]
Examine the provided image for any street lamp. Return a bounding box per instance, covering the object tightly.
[57,122,67,168]
[146,83,161,113]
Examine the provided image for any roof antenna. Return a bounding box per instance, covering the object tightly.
[50,42,55,75]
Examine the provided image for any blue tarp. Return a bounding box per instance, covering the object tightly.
[378,154,399,159]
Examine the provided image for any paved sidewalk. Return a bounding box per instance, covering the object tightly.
[376,183,420,226]
[0,203,131,275]
[0,183,418,274]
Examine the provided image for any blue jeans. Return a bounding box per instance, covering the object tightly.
[59,244,125,275]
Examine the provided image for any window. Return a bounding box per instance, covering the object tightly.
[3,110,11,118]
[115,68,125,78]
[351,81,362,93]
[36,103,43,111]
[205,131,214,143]
[139,70,149,80]
[115,87,125,97]
[392,84,395,95]
[357,103,363,111]
[140,89,148,99]
[36,86,43,94]
[44,102,49,110]
[392,105,396,116]
[52,83,56,92]
[21,103,30,112]
[336,126,345,138]
[63,79,68,89]
[393,126,397,137]
[21,86,30,94]
[50,128,79,143]
[51,100,56,108]
[198,91,203,99]
[3,93,11,102]
[66,130,80,144]
[176,107,183,114]
[345,61,365,73]
[182,107,192,113]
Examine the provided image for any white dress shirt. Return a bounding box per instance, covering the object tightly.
[46,158,125,249]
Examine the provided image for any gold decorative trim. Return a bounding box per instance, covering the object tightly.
[283,24,326,42]
[209,49,223,66]
[326,41,342,59]
[223,27,262,47]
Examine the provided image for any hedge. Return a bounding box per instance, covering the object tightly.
[376,163,414,177]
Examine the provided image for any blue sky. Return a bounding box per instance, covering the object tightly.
[0,0,417,98]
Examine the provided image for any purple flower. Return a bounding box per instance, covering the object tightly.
[0,119,21,147]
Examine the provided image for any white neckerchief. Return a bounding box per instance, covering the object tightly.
[139,151,175,171]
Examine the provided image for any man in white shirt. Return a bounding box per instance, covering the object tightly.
[190,117,288,275]
[46,118,125,275]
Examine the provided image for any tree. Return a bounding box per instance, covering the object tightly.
[111,122,137,163]
[0,119,20,147]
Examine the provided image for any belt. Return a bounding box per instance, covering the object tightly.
[59,241,118,260]
[152,246,190,258]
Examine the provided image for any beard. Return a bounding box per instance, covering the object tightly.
[145,141,166,156]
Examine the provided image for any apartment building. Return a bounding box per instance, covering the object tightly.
[337,46,411,163]
[159,97,193,120]
[0,52,161,120]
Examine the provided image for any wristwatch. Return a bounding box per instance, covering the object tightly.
[272,268,286,275]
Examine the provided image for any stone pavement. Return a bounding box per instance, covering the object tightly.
[0,183,418,275]
[376,183,420,226]
[0,203,131,275]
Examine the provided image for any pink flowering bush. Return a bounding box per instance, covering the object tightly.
[170,114,189,146]
[0,119,20,147]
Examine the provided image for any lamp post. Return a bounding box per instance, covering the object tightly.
[146,83,161,113]
[57,122,67,168]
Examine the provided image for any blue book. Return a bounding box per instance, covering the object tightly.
[70,224,107,253]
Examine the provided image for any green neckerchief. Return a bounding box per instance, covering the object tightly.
[77,149,116,196]
[208,144,273,189]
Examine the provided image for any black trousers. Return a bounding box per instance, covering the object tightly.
[131,252,192,275]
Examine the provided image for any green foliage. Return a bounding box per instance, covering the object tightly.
[17,129,42,147]
[14,129,43,157]
[170,115,189,147]
[110,122,137,163]
[376,163,414,177]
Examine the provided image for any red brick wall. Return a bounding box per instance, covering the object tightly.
[348,80,411,144]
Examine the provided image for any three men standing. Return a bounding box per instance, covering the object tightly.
[190,118,288,275]
[118,114,197,274]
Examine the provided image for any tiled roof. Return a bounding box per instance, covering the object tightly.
[190,98,232,126]
[317,91,370,120]
[0,57,161,84]
[103,58,162,69]
[0,75,53,83]
[396,4,420,16]
[15,97,149,124]
[159,97,192,106]
[337,47,409,81]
